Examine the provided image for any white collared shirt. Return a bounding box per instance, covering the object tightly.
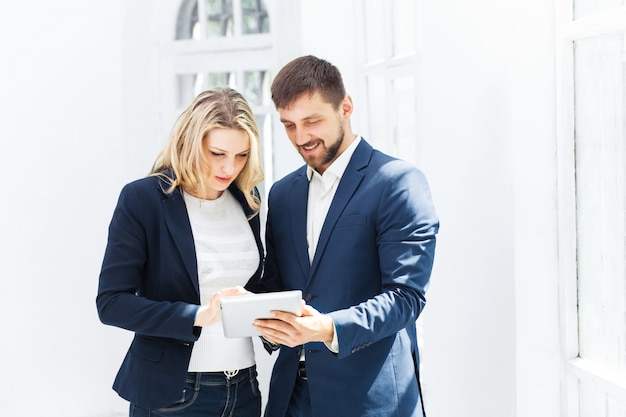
[306,136,361,263]
[304,136,361,355]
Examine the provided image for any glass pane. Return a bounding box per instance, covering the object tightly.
[254,111,271,197]
[574,33,626,372]
[363,0,385,63]
[366,73,387,148]
[178,72,238,108]
[242,0,270,34]
[175,0,199,40]
[391,76,417,164]
[192,20,203,40]
[177,73,205,108]
[243,71,270,106]
[205,0,226,14]
[255,113,267,142]
[392,0,418,57]
[574,0,624,19]
[205,0,233,38]
[207,72,237,89]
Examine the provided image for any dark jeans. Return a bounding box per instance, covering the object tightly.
[130,366,261,417]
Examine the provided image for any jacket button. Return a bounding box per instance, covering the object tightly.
[304,293,313,302]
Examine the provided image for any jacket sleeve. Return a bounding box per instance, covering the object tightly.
[96,181,201,343]
[329,164,439,359]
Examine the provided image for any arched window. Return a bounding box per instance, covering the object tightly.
[161,0,275,190]
[176,0,269,40]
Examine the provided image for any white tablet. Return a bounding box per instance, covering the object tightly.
[220,290,303,338]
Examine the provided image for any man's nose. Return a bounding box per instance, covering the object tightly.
[294,127,310,145]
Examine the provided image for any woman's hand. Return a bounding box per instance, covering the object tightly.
[193,286,251,327]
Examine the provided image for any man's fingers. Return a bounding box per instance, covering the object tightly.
[269,310,297,323]
[254,317,303,347]
[254,317,288,332]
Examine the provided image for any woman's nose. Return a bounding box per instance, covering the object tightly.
[221,158,235,176]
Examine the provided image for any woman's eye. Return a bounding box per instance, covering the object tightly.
[237,153,249,158]
[211,152,224,157]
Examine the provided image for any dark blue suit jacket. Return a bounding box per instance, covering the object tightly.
[96,174,263,408]
[255,139,439,417]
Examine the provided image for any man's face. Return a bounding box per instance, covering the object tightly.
[278,91,351,175]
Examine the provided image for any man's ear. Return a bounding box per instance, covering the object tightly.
[341,95,354,118]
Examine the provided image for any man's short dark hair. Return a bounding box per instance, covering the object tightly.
[271,55,346,110]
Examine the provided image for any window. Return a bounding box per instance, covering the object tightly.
[160,0,275,190]
[574,0,624,19]
[556,1,626,416]
[356,0,421,167]
[356,0,426,358]
[176,0,269,40]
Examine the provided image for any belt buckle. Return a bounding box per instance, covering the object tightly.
[297,361,307,380]
[224,369,239,379]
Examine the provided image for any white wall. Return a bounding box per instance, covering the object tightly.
[417,1,516,415]
[0,1,563,416]
[417,0,561,416]
[0,1,132,416]
[509,1,561,416]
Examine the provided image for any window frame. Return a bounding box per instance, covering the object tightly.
[355,0,423,167]
[555,1,626,414]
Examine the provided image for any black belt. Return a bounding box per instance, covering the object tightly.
[297,361,307,380]
[187,365,255,382]
[191,369,240,378]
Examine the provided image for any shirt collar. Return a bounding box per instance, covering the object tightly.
[306,136,362,182]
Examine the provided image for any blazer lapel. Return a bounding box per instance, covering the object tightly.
[290,168,312,279]
[309,140,371,278]
[162,187,199,295]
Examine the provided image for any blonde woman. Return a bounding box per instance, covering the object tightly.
[97,87,265,417]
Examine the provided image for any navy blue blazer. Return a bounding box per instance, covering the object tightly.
[254,139,439,417]
[96,174,264,408]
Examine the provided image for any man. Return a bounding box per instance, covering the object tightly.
[252,55,439,417]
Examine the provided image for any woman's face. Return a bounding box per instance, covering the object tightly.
[201,128,250,200]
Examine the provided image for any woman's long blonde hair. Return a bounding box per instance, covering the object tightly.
[150,87,264,214]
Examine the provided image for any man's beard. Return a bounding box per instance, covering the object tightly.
[304,124,345,170]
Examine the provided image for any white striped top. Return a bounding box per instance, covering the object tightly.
[183,190,259,372]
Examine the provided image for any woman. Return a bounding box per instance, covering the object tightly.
[96,87,265,417]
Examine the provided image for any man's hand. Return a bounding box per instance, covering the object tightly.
[253,304,335,348]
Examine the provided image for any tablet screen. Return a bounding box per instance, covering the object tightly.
[220,290,303,338]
